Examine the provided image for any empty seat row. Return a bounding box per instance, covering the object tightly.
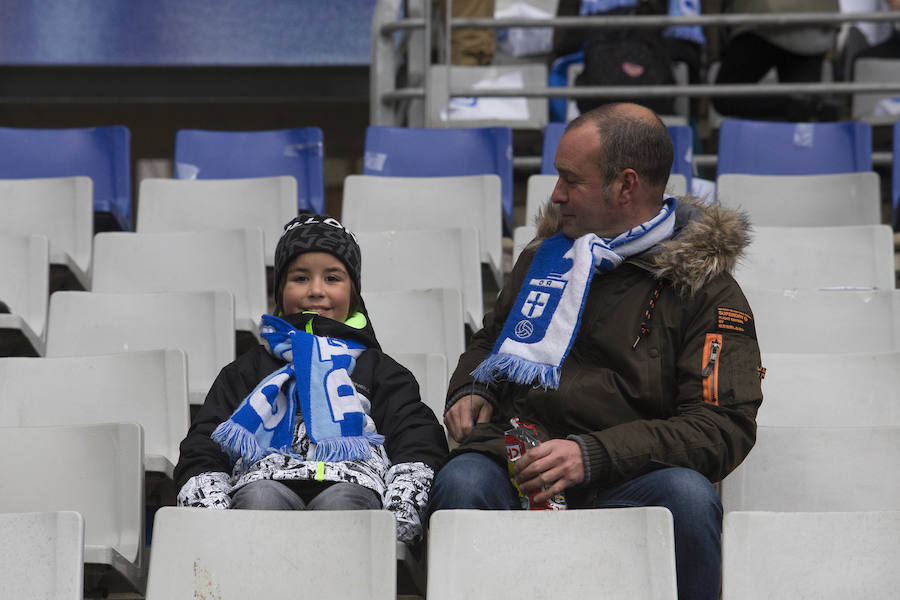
[7,503,898,599]
[0,126,325,233]
[2,117,898,232]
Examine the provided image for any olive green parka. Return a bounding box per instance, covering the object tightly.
[445,198,763,500]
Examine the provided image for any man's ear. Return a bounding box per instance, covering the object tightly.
[617,168,639,204]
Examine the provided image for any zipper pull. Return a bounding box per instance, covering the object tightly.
[701,340,720,377]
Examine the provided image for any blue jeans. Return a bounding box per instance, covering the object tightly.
[428,452,722,600]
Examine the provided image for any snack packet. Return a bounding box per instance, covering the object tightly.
[505,417,567,510]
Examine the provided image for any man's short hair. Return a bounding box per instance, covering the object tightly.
[567,103,674,191]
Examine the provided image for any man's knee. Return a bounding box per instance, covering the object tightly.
[430,452,517,512]
[651,468,722,522]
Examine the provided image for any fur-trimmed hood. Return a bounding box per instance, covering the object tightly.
[533,197,751,296]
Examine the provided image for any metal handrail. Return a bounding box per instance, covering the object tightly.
[376,9,900,105]
[447,11,900,29]
[372,2,899,171]
[379,10,900,33]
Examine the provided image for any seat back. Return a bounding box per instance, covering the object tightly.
[0,233,49,354]
[146,507,396,600]
[0,423,144,583]
[851,58,900,121]
[45,290,234,405]
[512,225,537,264]
[91,229,267,334]
[721,426,900,512]
[758,352,900,428]
[356,227,482,330]
[894,121,900,230]
[362,125,514,232]
[364,289,465,376]
[427,508,677,600]
[717,119,872,176]
[0,125,132,230]
[174,127,324,213]
[743,288,900,354]
[0,511,84,600]
[342,174,504,286]
[665,124,693,187]
[137,176,296,267]
[722,511,900,600]
[0,176,93,287]
[716,172,882,226]
[0,349,189,478]
[541,122,566,175]
[393,352,449,427]
[733,225,895,290]
[541,123,693,189]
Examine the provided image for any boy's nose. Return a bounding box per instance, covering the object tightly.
[308,278,325,295]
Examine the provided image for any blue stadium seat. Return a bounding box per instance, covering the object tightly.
[717,119,873,177]
[363,125,514,233]
[893,121,899,230]
[547,49,584,123]
[174,127,325,213]
[541,122,566,176]
[0,125,132,231]
[541,122,694,189]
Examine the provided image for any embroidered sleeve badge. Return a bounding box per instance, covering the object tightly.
[716,307,756,339]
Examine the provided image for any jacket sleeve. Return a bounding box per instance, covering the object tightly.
[173,348,270,504]
[570,274,763,487]
[365,351,450,543]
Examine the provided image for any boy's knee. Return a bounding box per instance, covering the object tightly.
[232,480,301,510]
[311,483,381,510]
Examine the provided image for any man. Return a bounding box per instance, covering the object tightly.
[428,103,763,600]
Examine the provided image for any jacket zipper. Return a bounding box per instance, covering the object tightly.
[701,334,722,405]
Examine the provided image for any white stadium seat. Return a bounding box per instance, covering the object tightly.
[723,510,900,600]
[146,507,396,600]
[427,508,677,600]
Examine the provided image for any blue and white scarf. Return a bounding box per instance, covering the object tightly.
[472,198,677,389]
[212,314,384,464]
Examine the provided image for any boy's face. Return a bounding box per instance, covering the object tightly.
[281,251,352,322]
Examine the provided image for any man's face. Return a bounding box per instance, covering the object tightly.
[551,124,624,239]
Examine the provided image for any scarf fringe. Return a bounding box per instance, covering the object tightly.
[471,353,561,390]
[211,420,267,464]
[313,433,385,462]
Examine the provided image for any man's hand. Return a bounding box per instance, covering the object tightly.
[514,439,585,504]
[444,394,493,443]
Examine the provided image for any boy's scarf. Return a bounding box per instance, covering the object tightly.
[211,314,384,464]
[472,198,677,389]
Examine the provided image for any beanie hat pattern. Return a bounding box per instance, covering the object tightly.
[274,214,362,308]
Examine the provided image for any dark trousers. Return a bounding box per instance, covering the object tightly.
[713,32,827,120]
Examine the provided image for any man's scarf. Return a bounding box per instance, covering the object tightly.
[211,314,384,464]
[472,197,677,389]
